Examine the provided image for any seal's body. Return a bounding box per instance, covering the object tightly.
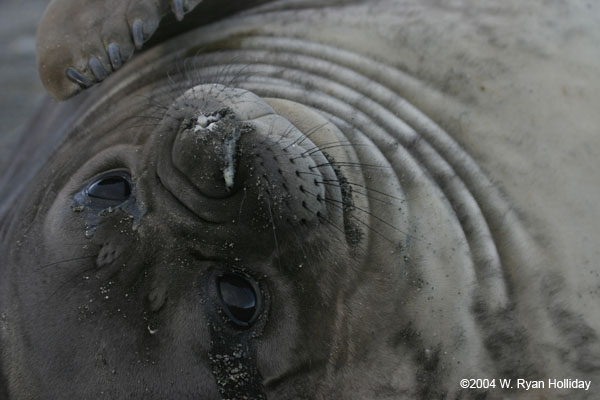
[1,0,600,398]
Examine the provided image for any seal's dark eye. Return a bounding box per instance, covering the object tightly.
[86,172,132,204]
[217,274,259,327]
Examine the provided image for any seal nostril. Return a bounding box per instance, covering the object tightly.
[170,108,243,198]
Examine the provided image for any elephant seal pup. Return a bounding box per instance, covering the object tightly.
[2,0,600,399]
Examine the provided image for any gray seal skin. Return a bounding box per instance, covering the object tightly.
[2,0,600,399]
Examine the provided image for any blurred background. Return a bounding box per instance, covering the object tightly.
[0,0,49,172]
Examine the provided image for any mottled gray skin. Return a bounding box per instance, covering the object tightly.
[2,0,600,399]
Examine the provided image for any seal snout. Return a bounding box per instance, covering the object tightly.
[154,84,349,240]
[171,108,246,198]
[154,84,282,225]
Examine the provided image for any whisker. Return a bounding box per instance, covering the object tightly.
[296,170,322,178]
[225,62,253,88]
[304,188,410,244]
[299,141,353,156]
[320,179,405,202]
[287,142,370,160]
[311,161,391,171]
[238,188,247,220]
[131,93,170,111]
[258,117,278,145]
[329,195,411,238]
[34,255,96,271]
[302,199,368,251]
[316,181,394,205]
[282,122,330,150]
[269,123,297,146]
[258,117,291,146]
[296,122,332,147]
[265,188,282,271]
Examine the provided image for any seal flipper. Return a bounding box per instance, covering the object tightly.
[36,0,204,100]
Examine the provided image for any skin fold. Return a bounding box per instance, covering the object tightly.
[1,0,599,398]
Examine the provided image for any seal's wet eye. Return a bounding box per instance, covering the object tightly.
[217,274,260,327]
[85,172,132,206]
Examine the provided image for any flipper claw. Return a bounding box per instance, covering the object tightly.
[132,19,144,49]
[107,43,122,70]
[88,57,107,81]
[172,0,185,21]
[65,67,93,88]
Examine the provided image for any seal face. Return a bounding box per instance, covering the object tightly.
[1,78,369,398]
